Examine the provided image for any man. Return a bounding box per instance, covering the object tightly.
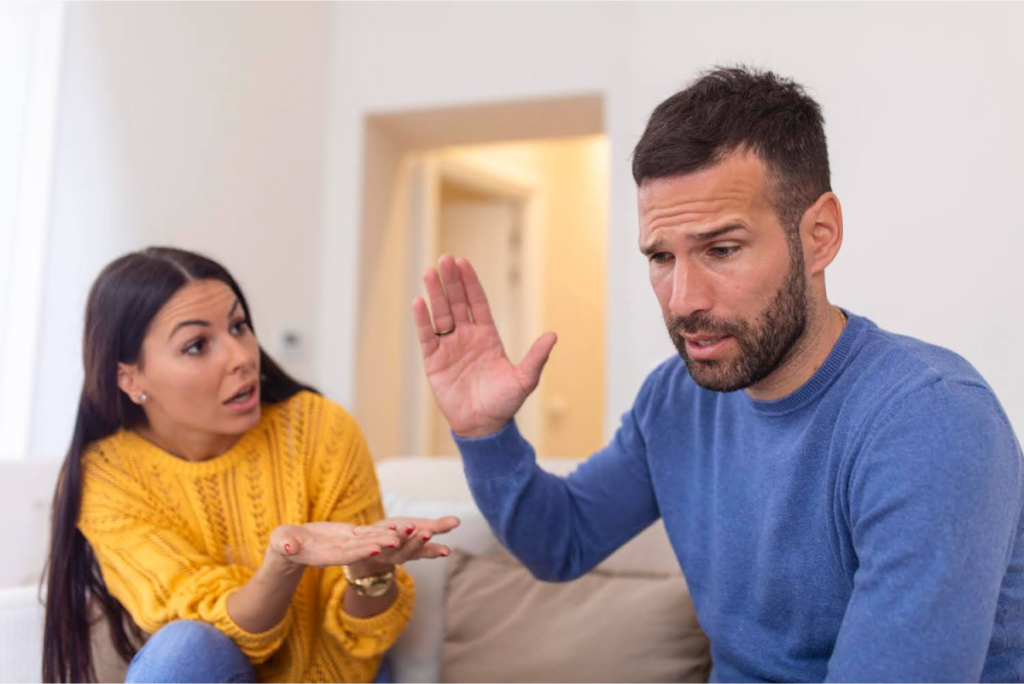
[410,67,1023,682]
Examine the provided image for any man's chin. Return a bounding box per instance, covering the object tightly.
[679,355,751,393]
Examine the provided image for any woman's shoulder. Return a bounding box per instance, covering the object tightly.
[82,430,133,473]
[79,431,148,501]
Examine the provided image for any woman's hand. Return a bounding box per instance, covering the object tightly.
[267,521,401,569]
[346,515,462,578]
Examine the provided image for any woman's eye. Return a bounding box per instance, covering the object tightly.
[231,319,250,335]
[184,338,205,356]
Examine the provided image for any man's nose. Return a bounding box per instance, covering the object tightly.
[669,262,712,319]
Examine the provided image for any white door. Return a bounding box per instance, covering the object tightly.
[429,189,523,456]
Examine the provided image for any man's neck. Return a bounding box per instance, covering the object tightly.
[745,302,845,402]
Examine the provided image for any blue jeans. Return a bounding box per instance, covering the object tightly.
[125,620,393,683]
[125,621,255,683]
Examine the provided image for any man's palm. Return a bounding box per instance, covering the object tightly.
[413,255,556,439]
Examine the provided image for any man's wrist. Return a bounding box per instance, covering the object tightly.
[452,419,510,440]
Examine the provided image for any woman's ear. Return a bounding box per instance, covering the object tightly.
[117,363,145,405]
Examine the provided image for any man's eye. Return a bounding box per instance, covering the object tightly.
[709,246,740,259]
[650,252,673,264]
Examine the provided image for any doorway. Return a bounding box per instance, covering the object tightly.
[354,95,607,460]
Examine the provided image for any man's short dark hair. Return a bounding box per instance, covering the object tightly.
[631,66,831,236]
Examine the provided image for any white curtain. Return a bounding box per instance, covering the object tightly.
[0,2,64,460]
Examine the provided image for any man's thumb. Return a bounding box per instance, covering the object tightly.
[518,332,558,390]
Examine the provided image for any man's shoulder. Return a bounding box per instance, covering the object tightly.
[838,316,1016,450]
[845,317,997,409]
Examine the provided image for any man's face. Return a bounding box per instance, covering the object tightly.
[638,151,809,392]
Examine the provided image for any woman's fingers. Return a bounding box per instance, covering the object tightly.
[414,542,452,560]
[429,515,461,534]
[388,528,433,564]
[273,521,461,568]
[371,516,460,538]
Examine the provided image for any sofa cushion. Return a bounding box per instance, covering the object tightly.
[441,548,711,683]
[382,491,499,683]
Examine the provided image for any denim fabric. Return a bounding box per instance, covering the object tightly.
[125,621,256,683]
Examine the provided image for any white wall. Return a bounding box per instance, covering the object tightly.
[321,2,1024,438]
[28,2,1024,459]
[29,3,333,459]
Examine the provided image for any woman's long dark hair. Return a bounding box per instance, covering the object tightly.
[42,247,316,683]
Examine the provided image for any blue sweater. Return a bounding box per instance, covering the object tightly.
[455,312,1024,682]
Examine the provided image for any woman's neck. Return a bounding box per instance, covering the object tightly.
[134,421,243,462]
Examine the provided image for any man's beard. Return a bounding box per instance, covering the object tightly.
[666,248,809,392]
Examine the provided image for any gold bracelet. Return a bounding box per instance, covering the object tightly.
[343,565,396,598]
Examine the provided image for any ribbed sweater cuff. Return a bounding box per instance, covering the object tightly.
[326,567,416,658]
[455,419,535,481]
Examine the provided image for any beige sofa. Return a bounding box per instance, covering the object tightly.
[0,457,710,682]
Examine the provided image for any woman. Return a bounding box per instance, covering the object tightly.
[42,247,458,683]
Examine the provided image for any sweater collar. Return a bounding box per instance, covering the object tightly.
[742,309,867,417]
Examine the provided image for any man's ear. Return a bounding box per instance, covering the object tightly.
[800,191,843,277]
[117,363,144,405]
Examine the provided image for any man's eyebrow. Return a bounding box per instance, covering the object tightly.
[689,223,749,242]
[640,224,749,256]
[640,237,666,257]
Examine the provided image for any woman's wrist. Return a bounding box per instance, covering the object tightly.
[347,559,396,580]
[261,547,306,579]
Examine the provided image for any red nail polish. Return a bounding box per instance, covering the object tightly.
[388,544,398,549]
[283,543,292,555]
[405,526,415,534]
[422,535,431,541]
[371,551,380,556]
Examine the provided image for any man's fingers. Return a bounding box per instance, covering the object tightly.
[517,332,558,390]
[412,297,440,357]
[439,254,472,324]
[423,267,455,335]
[458,258,495,327]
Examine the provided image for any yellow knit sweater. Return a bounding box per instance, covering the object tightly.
[78,390,414,683]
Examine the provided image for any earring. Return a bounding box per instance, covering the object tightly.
[138,392,148,403]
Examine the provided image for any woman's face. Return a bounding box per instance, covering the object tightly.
[119,279,262,449]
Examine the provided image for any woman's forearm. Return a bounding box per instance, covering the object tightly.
[226,551,306,633]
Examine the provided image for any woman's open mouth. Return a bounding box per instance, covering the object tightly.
[223,383,259,412]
